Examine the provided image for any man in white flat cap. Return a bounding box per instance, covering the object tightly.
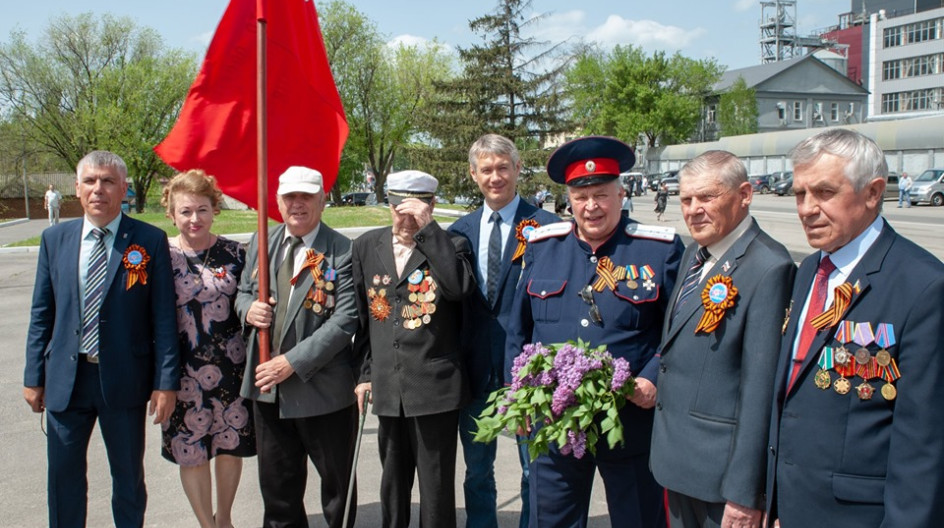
[236,166,360,528]
[352,170,476,528]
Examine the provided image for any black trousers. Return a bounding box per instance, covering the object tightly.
[378,410,460,528]
[254,401,358,528]
[666,489,726,528]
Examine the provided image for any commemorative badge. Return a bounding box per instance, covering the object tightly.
[814,346,834,390]
[782,300,792,335]
[641,265,656,291]
[694,275,738,334]
[122,244,150,289]
[625,265,639,289]
[368,288,392,322]
[401,270,437,330]
[512,219,540,262]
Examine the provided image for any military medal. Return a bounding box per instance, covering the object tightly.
[878,355,901,401]
[625,265,639,289]
[874,323,895,367]
[408,269,424,285]
[641,265,656,291]
[834,377,852,394]
[833,320,854,366]
[372,274,381,286]
[782,300,793,336]
[881,383,897,400]
[512,219,540,262]
[313,303,323,314]
[368,288,391,321]
[382,275,391,285]
[856,382,875,400]
[304,300,313,310]
[814,346,834,390]
[852,322,874,365]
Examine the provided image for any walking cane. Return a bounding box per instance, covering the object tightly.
[343,390,370,528]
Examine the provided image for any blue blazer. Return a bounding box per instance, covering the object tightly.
[766,221,944,526]
[24,215,180,412]
[449,200,559,397]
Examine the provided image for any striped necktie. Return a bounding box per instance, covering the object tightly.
[81,227,108,359]
[672,246,710,319]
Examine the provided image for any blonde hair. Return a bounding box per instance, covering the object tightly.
[161,169,224,217]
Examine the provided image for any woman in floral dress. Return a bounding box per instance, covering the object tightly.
[160,170,254,528]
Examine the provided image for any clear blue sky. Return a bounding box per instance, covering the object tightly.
[2,0,851,70]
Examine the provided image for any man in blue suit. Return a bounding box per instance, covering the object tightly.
[767,129,944,526]
[24,151,180,527]
[449,134,559,528]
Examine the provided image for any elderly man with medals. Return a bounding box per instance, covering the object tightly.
[352,170,476,528]
[505,136,684,528]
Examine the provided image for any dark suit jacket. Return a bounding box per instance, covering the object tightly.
[766,221,944,526]
[24,215,180,412]
[352,222,475,417]
[235,223,358,419]
[650,219,795,510]
[448,200,559,397]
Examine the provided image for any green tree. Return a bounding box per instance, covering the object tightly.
[320,1,452,203]
[418,0,572,203]
[566,44,723,148]
[718,76,758,137]
[0,13,197,211]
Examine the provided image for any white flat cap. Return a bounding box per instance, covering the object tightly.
[277,166,323,195]
[387,170,438,205]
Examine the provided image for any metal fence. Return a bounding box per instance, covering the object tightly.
[0,173,75,198]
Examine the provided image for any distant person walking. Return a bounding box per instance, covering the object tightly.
[898,172,912,208]
[655,183,669,221]
[44,184,62,225]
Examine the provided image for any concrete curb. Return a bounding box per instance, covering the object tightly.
[0,218,29,228]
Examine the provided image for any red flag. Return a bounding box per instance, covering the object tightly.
[155,0,347,221]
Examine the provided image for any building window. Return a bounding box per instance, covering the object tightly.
[706,104,716,124]
[881,88,943,113]
[830,102,839,121]
[812,102,825,123]
[884,26,902,48]
[882,93,900,113]
[883,60,901,80]
[902,53,944,78]
[793,101,803,121]
[904,18,941,44]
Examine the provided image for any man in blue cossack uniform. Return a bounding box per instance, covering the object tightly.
[506,136,683,527]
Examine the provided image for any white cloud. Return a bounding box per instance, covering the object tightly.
[733,0,756,13]
[588,15,706,51]
[526,9,587,44]
[387,34,431,49]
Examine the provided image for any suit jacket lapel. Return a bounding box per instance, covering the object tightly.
[662,220,758,348]
[66,221,84,305]
[105,214,132,295]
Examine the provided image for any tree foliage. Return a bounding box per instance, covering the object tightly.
[0,13,197,210]
[718,76,758,137]
[417,0,573,203]
[566,44,723,148]
[320,1,452,202]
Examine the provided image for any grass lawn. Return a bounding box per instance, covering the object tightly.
[5,205,458,247]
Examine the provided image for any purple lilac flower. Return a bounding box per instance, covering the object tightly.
[569,430,588,459]
[548,344,598,417]
[611,357,632,391]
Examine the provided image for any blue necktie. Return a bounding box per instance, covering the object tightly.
[81,227,108,359]
[673,246,710,319]
[486,212,502,306]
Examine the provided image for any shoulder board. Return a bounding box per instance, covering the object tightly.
[625,223,676,242]
[528,221,573,242]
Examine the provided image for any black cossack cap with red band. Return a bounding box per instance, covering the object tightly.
[546,136,636,187]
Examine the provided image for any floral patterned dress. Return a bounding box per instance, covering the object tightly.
[161,236,255,466]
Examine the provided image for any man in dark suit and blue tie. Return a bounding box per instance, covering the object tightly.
[648,150,795,527]
[766,129,944,526]
[448,134,559,528]
[24,150,180,527]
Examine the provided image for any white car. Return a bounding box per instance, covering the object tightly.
[909,168,944,206]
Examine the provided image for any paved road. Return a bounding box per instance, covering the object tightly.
[1,196,940,527]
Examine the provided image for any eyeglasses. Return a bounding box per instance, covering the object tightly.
[579,285,602,324]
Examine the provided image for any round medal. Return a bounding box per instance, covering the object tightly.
[409,292,418,303]
[626,280,638,289]
[316,279,325,289]
[834,377,851,395]
[854,347,871,365]
[881,383,897,401]
[313,303,323,314]
[422,314,431,324]
[875,349,891,367]
[521,225,536,241]
[403,320,412,329]
[427,304,437,314]
[834,347,851,366]
[814,369,831,390]
[408,269,424,285]
[708,283,729,304]
[303,300,313,310]
[127,250,143,266]
[426,291,436,302]
[325,282,335,292]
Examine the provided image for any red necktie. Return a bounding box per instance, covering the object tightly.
[788,256,836,391]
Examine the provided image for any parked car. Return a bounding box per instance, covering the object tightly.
[884,172,899,200]
[651,170,678,191]
[749,174,773,194]
[909,168,944,206]
[773,176,793,196]
[340,192,376,206]
[661,177,680,195]
[121,187,136,213]
[769,170,793,184]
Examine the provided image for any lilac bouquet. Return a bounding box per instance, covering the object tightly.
[474,339,634,461]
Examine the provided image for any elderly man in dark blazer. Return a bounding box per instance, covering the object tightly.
[24,150,180,527]
[448,134,559,528]
[767,128,944,526]
[353,170,476,528]
[236,166,359,528]
[648,150,795,528]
